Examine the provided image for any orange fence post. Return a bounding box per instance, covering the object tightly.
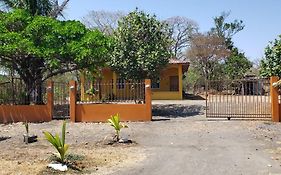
[69,80,77,122]
[270,76,279,122]
[145,79,152,121]
[46,80,54,122]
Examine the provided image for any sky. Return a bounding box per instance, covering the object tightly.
[64,0,281,61]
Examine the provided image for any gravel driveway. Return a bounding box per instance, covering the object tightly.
[113,100,281,175]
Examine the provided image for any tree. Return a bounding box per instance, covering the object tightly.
[164,16,198,59]
[210,11,251,80]
[210,11,244,49]
[224,48,252,79]
[82,10,125,35]
[0,10,110,104]
[110,10,172,80]
[187,33,230,80]
[0,0,69,18]
[260,35,281,77]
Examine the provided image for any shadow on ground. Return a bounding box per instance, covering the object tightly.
[183,93,206,100]
[0,136,11,141]
[152,104,205,118]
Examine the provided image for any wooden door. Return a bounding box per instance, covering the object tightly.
[170,76,179,91]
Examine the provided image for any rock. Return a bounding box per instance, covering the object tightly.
[48,163,68,172]
[268,164,272,167]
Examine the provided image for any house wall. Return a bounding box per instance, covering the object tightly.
[151,64,183,100]
[80,63,184,101]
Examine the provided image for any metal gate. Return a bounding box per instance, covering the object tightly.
[53,82,70,119]
[206,78,271,120]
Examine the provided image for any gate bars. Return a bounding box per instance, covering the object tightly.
[206,78,271,120]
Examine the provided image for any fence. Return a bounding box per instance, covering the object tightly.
[0,79,47,105]
[70,79,152,122]
[206,78,271,119]
[0,81,53,123]
[53,81,70,119]
[80,80,145,104]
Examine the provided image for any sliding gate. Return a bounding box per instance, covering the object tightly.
[206,78,271,120]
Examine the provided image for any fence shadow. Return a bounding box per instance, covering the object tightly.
[152,104,205,118]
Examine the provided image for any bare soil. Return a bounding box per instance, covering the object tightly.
[0,121,145,175]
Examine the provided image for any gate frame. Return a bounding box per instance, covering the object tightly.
[205,77,273,120]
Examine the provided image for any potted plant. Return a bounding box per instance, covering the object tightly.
[23,121,37,144]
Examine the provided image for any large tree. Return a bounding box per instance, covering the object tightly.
[224,48,252,79]
[260,35,281,77]
[210,11,251,80]
[110,10,172,80]
[0,0,69,18]
[82,10,125,35]
[164,16,198,59]
[187,33,229,80]
[210,11,244,49]
[0,10,110,104]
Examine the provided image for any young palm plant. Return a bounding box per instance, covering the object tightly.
[107,114,128,142]
[43,121,69,163]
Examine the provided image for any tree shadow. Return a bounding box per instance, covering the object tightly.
[183,93,206,100]
[152,104,205,118]
[0,136,11,141]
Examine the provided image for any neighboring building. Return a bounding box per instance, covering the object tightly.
[80,59,189,100]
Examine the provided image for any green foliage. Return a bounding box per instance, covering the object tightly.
[110,9,172,80]
[183,67,201,93]
[43,121,69,163]
[260,35,281,77]
[107,114,128,141]
[0,10,110,104]
[210,11,244,49]
[224,48,252,79]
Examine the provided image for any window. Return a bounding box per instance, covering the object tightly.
[117,78,125,89]
[151,78,160,89]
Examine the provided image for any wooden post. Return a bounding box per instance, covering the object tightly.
[270,76,279,122]
[80,71,85,101]
[145,79,152,121]
[46,80,54,122]
[69,80,77,122]
[178,64,183,100]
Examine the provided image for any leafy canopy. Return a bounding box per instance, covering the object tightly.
[0,10,110,103]
[260,35,281,77]
[110,10,172,80]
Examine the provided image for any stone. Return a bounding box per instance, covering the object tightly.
[48,163,68,171]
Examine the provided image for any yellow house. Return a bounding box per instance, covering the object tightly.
[80,59,189,100]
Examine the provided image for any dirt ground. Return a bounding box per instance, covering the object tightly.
[0,121,145,175]
[2,100,281,175]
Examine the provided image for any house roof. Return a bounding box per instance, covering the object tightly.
[169,58,189,64]
[168,58,190,73]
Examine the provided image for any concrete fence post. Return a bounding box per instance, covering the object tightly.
[270,76,280,122]
[69,80,77,122]
[46,80,54,121]
[145,79,152,121]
